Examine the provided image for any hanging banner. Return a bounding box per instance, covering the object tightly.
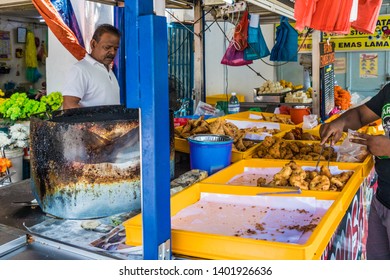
[296,14,390,52]
[359,53,378,78]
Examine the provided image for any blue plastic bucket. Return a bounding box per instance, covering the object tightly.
[187,134,233,175]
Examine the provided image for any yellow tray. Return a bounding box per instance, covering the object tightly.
[275,128,348,144]
[175,118,294,162]
[123,177,363,259]
[201,159,363,208]
[227,111,298,125]
[249,139,372,178]
[206,94,245,106]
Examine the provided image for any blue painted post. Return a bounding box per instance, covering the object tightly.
[113,6,125,104]
[125,1,171,260]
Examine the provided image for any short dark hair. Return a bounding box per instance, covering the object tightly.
[92,24,121,42]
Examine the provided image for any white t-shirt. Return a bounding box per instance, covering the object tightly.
[62,54,120,107]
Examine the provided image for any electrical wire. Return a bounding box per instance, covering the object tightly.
[166,7,217,58]
[168,33,190,58]
[215,18,268,81]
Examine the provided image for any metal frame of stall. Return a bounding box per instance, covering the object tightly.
[124,0,171,260]
[121,0,308,260]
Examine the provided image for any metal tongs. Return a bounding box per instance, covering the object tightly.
[256,184,302,196]
[0,171,16,185]
[315,135,333,171]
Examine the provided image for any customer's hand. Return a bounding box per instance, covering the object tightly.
[320,122,344,145]
[350,132,390,157]
[35,89,46,100]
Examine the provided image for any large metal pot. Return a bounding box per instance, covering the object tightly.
[30,105,141,219]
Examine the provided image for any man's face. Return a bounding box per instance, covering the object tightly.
[90,32,120,67]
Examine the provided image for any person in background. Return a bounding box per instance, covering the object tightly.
[320,83,390,260]
[34,81,46,100]
[62,24,121,109]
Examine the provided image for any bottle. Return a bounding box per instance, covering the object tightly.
[228,92,240,114]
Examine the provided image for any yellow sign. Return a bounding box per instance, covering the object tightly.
[297,14,390,52]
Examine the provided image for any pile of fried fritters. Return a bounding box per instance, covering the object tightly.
[174,117,280,152]
[257,161,354,191]
[253,136,337,161]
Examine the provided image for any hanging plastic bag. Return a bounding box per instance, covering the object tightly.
[25,30,42,83]
[221,41,253,67]
[244,14,270,60]
[25,30,38,68]
[337,129,370,162]
[233,10,249,51]
[270,16,298,62]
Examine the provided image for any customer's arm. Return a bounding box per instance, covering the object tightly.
[320,104,380,145]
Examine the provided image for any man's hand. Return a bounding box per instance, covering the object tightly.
[350,132,390,157]
[320,122,344,145]
[62,96,81,110]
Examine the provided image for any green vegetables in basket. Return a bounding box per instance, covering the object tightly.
[0,92,63,121]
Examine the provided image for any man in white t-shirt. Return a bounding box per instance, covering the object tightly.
[62,24,121,109]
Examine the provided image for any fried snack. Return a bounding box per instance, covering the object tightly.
[283,132,295,140]
[261,113,295,125]
[258,161,354,192]
[309,175,330,191]
[301,132,320,141]
[320,166,332,178]
[223,124,236,138]
[255,136,338,160]
[257,177,267,186]
[282,127,320,141]
[176,117,281,152]
[209,118,224,134]
[305,170,319,180]
[235,138,247,151]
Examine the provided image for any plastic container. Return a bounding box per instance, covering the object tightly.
[290,107,311,124]
[228,92,240,114]
[4,148,24,183]
[188,134,233,175]
[124,173,364,259]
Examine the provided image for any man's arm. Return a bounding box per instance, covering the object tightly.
[63,96,81,109]
[320,104,380,145]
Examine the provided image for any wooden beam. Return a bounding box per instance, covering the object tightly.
[193,0,204,109]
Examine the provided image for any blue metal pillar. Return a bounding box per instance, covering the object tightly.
[113,6,125,104]
[125,1,171,260]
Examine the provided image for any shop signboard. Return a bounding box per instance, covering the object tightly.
[296,14,390,52]
[319,42,335,120]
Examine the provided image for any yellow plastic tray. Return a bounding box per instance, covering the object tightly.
[227,111,298,125]
[123,177,363,259]
[206,94,245,105]
[249,140,372,178]
[175,118,294,162]
[275,128,347,144]
[201,159,363,208]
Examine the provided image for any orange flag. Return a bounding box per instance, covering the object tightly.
[32,0,86,60]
